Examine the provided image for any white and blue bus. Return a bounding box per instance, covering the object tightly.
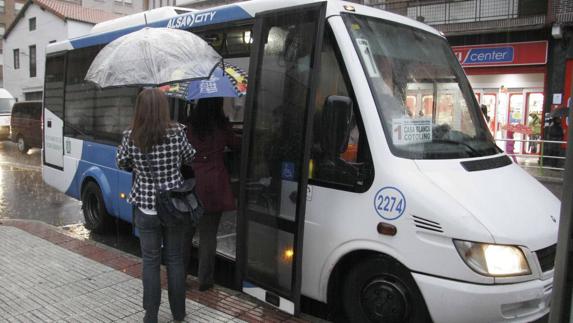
[43,1,560,322]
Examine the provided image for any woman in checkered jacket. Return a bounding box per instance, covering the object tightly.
[116,88,195,323]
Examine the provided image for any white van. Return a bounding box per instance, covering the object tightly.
[42,1,560,322]
[0,89,16,140]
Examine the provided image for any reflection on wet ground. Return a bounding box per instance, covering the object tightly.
[0,140,238,259]
[60,212,236,260]
[0,141,82,226]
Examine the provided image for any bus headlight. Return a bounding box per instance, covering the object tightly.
[453,240,530,276]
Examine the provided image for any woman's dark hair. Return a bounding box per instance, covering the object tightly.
[190,97,228,140]
[131,88,173,153]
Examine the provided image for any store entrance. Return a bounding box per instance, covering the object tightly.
[475,88,544,158]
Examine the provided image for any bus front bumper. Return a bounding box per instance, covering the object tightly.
[413,272,551,323]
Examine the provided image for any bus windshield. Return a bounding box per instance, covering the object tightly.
[0,98,14,114]
[343,14,500,159]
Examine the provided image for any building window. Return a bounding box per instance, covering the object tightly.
[125,0,132,4]
[0,0,4,13]
[0,24,5,37]
[29,18,36,31]
[14,2,23,13]
[49,40,56,43]
[13,49,19,69]
[24,91,42,101]
[29,45,36,77]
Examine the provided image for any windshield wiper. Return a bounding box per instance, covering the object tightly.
[431,139,481,157]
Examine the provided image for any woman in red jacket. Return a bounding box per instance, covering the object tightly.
[187,97,240,291]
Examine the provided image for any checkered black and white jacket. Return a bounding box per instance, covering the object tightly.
[116,123,196,210]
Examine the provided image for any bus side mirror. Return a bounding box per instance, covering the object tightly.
[321,95,353,158]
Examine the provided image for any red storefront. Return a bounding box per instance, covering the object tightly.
[452,41,548,155]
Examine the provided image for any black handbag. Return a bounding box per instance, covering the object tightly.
[144,154,204,226]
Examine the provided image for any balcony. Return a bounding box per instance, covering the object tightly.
[553,0,573,25]
[358,0,548,35]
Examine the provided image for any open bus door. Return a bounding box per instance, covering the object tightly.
[236,3,326,316]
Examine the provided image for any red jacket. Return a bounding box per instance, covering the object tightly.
[187,125,240,213]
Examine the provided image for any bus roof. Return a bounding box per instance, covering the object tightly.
[46,0,442,55]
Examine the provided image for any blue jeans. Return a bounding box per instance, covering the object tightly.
[134,208,187,323]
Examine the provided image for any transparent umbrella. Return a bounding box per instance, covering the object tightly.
[85,27,221,88]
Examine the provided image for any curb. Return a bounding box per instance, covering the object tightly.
[0,219,309,323]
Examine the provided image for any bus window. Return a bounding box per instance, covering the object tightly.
[45,55,65,120]
[311,29,373,191]
[65,46,138,145]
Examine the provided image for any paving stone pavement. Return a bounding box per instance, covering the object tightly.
[0,222,309,323]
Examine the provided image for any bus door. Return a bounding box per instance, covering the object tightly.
[44,54,66,169]
[236,3,326,315]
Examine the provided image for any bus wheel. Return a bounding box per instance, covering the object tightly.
[17,135,29,154]
[342,256,431,323]
[81,181,112,233]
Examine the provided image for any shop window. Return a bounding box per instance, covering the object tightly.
[481,93,496,132]
[422,95,433,117]
[310,29,373,192]
[406,95,417,116]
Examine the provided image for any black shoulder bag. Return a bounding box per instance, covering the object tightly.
[144,153,204,227]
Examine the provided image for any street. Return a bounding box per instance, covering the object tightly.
[0,141,80,226]
[0,141,144,257]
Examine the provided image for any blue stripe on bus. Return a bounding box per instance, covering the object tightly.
[66,141,134,223]
[70,5,252,49]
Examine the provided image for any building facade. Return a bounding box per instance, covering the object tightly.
[81,0,145,16]
[0,0,27,87]
[2,0,122,101]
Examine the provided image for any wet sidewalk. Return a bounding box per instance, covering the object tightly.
[0,220,309,323]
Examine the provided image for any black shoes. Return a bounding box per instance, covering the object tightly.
[198,283,213,292]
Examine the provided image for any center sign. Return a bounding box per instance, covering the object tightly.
[452,41,548,68]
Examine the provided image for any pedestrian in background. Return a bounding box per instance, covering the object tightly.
[545,116,564,167]
[185,97,240,291]
[527,112,541,153]
[116,88,195,323]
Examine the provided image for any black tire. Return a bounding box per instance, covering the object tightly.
[17,135,29,154]
[342,256,432,323]
[81,181,112,233]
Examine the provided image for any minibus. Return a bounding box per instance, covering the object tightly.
[42,1,560,322]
